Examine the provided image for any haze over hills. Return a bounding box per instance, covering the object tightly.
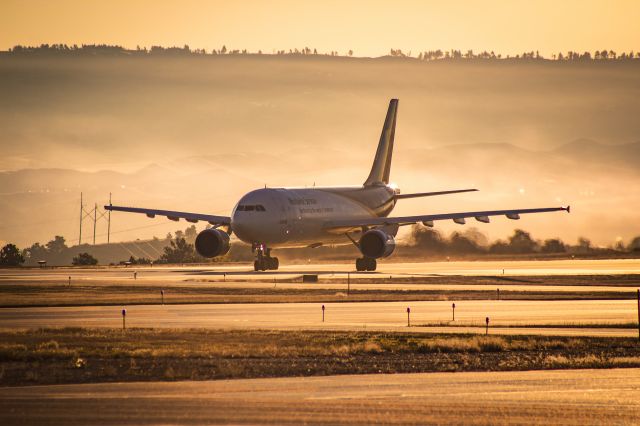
[1,139,638,248]
[0,54,639,248]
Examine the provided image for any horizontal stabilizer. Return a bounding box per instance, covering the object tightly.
[395,188,478,199]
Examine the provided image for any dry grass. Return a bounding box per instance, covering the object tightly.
[417,336,506,353]
[417,321,640,329]
[1,328,639,386]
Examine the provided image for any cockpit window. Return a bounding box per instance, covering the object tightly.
[237,204,266,212]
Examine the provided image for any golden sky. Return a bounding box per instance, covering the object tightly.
[1,0,639,56]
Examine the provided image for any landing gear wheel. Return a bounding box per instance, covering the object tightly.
[367,257,377,271]
[253,245,279,272]
[356,257,377,271]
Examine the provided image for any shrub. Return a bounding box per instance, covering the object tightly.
[72,252,98,266]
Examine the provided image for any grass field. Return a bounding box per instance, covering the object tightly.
[2,273,639,308]
[0,284,636,307]
[1,328,640,386]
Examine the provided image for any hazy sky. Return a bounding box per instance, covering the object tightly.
[2,0,639,56]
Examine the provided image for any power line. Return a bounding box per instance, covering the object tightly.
[78,192,112,245]
[67,219,174,245]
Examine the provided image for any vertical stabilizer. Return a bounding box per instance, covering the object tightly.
[364,99,398,186]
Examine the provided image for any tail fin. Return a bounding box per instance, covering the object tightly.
[364,99,398,186]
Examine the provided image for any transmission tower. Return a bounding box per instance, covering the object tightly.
[78,193,112,245]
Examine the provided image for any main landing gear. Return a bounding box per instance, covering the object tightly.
[253,245,279,271]
[355,257,377,272]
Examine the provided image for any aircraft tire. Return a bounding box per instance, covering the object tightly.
[355,258,365,271]
[271,257,279,270]
[367,258,377,271]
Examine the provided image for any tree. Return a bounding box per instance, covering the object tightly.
[72,252,98,266]
[22,242,48,263]
[409,225,446,253]
[577,237,592,252]
[0,244,25,266]
[158,237,201,264]
[184,225,198,243]
[46,236,67,254]
[449,232,482,254]
[541,238,566,253]
[488,239,509,254]
[508,229,538,253]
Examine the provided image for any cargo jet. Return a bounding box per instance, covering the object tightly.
[106,99,569,271]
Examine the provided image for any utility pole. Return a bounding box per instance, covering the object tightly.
[93,203,97,245]
[107,193,112,244]
[79,192,83,245]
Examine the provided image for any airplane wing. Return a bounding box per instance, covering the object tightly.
[104,205,231,225]
[323,206,570,233]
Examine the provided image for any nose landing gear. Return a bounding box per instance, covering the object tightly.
[355,257,377,272]
[253,244,279,271]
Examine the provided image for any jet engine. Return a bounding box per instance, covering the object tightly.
[359,229,396,259]
[195,228,231,258]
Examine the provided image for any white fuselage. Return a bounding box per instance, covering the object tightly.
[231,185,398,248]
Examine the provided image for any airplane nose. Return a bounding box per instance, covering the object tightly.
[231,213,247,235]
[231,212,257,242]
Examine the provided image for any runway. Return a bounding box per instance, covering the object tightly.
[1,259,639,297]
[2,368,639,425]
[1,299,637,336]
[2,258,639,283]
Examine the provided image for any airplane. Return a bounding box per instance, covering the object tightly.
[106,99,569,272]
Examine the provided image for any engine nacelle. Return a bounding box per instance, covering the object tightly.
[195,228,231,258]
[359,229,396,259]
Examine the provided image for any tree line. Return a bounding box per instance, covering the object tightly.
[2,226,639,267]
[405,226,640,257]
[5,44,640,62]
[0,225,240,267]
